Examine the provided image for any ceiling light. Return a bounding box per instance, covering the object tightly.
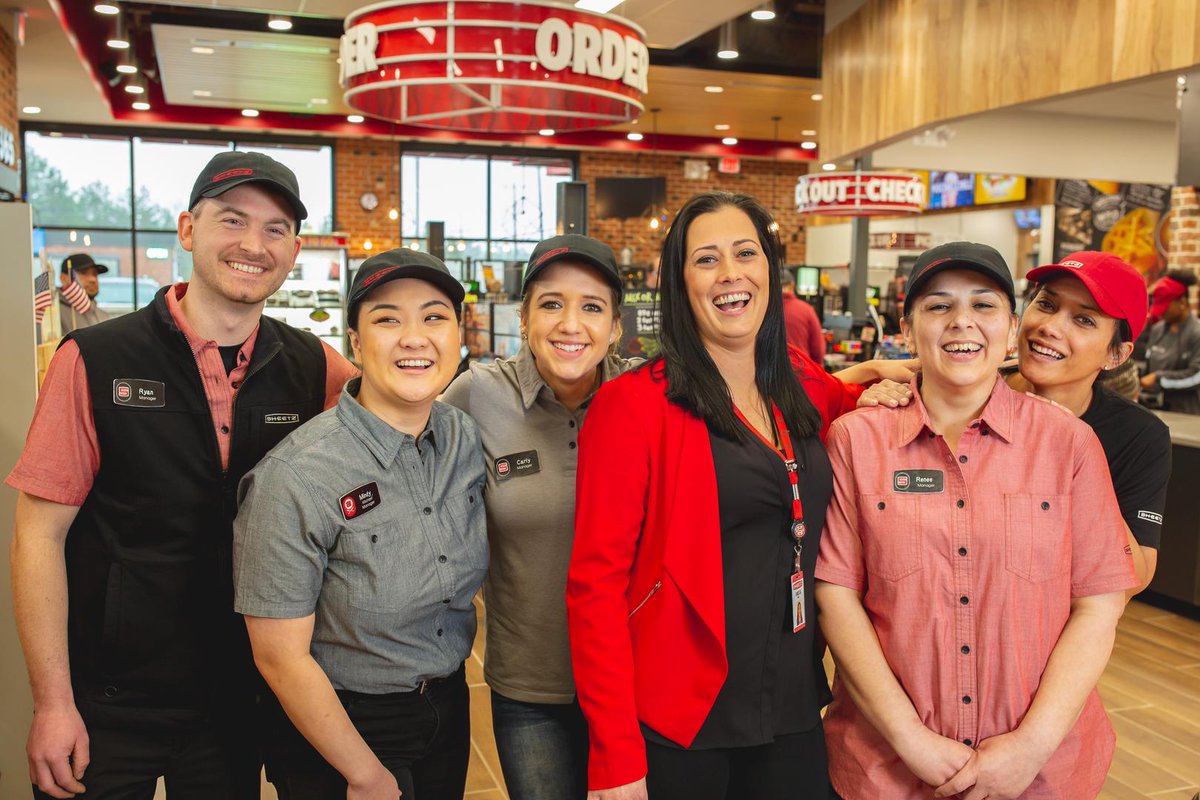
[94,2,119,13]
[115,63,137,74]
[538,128,555,136]
[802,129,817,136]
[347,114,364,123]
[750,3,776,20]
[722,137,738,145]
[800,141,817,150]
[627,132,643,141]
[124,84,144,94]
[22,106,41,114]
[193,89,213,97]
[191,46,215,55]
[704,85,724,93]
[811,93,824,101]
[242,108,260,117]
[311,97,328,105]
[131,101,150,111]
[717,22,738,59]
[574,0,623,11]
[822,162,837,171]
[714,123,731,131]
[388,208,399,221]
[107,36,130,49]
[267,16,292,30]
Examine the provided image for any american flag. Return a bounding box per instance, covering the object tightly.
[61,270,93,315]
[33,272,52,324]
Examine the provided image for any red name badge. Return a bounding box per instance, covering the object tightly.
[791,572,806,633]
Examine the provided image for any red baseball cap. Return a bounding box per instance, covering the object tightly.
[1026,251,1149,341]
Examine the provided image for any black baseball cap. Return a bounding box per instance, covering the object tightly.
[904,241,1015,314]
[188,151,307,224]
[61,253,108,274]
[523,234,623,301]
[348,248,466,326]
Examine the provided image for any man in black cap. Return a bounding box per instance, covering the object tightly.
[57,253,110,335]
[8,150,358,799]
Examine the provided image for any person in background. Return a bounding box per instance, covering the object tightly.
[645,254,660,290]
[58,253,109,334]
[236,249,484,800]
[1141,269,1200,414]
[442,234,639,800]
[9,151,358,800]
[780,268,825,362]
[816,242,1134,800]
[1008,251,1168,595]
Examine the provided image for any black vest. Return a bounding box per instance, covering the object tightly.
[64,287,326,715]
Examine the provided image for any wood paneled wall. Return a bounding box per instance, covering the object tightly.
[822,0,1200,161]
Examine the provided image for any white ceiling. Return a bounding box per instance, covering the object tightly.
[17,0,113,124]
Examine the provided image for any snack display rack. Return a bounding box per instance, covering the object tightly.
[263,233,350,356]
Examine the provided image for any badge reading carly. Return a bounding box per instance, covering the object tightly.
[112,378,166,408]
[893,469,944,493]
[494,450,541,482]
[340,482,382,521]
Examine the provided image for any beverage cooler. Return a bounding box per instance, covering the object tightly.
[263,233,350,357]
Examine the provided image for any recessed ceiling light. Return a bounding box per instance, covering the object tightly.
[124,84,144,94]
[801,129,817,136]
[131,101,150,111]
[717,48,738,59]
[627,132,643,141]
[800,141,817,150]
[822,162,837,171]
[311,98,329,105]
[574,0,622,11]
[191,46,214,55]
[107,37,130,49]
[193,89,213,97]
[538,128,555,136]
[717,21,738,59]
[347,114,364,123]
[722,137,738,145]
[115,63,137,74]
[704,85,724,93]
[94,2,119,14]
[811,93,824,101]
[22,106,41,114]
[267,16,292,31]
[714,123,731,131]
[242,109,260,117]
[750,3,776,20]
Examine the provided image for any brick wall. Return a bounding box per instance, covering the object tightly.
[332,138,807,262]
[0,23,17,166]
[1169,186,1200,276]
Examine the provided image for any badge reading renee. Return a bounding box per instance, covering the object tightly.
[112,378,166,408]
[340,482,382,520]
[893,469,944,494]
[494,450,540,481]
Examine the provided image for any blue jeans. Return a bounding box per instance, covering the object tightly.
[491,691,588,800]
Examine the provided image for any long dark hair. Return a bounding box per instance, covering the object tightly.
[656,191,821,441]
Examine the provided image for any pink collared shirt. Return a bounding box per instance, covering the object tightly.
[816,377,1136,800]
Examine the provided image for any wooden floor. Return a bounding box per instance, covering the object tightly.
[157,598,1199,799]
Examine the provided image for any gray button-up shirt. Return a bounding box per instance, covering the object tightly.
[442,345,640,703]
[233,378,488,694]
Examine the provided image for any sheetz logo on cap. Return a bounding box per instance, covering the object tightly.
[212,168,254,183]
[533,247,569,268]
[358,265,401,289]
[1061,260,1085,268]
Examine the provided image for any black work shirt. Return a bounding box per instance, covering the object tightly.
[646,418,833,749]
[1080,384,1171,549]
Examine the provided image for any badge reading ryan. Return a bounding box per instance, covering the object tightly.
[340,482,382,520]
[112,378,166,408]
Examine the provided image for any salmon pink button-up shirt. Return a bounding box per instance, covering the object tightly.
[816,377,1136,800]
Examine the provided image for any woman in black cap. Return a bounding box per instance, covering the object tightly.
[233,248,487,800]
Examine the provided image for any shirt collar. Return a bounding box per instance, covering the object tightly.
[896,373,1016,448]
[165,282,260,363]
[513,342,621,411]
[336,377,441,467]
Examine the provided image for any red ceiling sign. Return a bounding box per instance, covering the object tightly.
[340,0,648,133]
[795,171,927,216]
[718,157,740,174]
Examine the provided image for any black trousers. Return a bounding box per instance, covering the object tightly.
[645,725,832,800]
[263,665,470,800]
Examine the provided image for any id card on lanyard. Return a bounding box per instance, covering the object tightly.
[733,402,807,632]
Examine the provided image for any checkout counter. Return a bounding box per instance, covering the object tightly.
[1149,410,1200,611]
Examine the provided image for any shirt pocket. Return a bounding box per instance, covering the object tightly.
[1004,493,1070,583]
[445,483,489,573]
[338,519,428,614]
[859,493,923,582]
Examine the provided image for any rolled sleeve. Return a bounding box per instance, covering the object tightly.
[815,421,866,591]
[234,456,331,618]
[1069,431,1139,597]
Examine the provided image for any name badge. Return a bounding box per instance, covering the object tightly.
[113,378,165,408]
[340,482,382,520]
[495,450,540,481]
[893,469,944,494]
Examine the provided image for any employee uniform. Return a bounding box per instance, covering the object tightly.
[233,378,488,800]
[567,347,863,795]
[6,283,357,800]
[815,377,1137,800]
[1146,315,1200,414]
[442,344,640,799]
[782,292,825,363]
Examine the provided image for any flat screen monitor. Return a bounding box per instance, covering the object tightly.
[796,266,820,294]
[1014,208,1042,229]
[928,171,975,209]
[595,176,667,219]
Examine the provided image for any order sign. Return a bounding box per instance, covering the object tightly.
[795,171,926,216]
[341,0,647,133]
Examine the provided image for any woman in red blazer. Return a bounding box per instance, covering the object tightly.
[567,191,871,800]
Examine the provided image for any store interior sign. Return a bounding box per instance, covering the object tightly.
[795,171,926,216]
[340,0,647,133]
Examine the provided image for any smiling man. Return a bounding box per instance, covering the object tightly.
[8,151,358,800]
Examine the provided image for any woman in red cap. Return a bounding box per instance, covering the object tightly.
[1007,251,1170,593]
[1140,269,1200,414]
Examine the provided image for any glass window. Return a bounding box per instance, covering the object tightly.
[26,132,132,228]
[238,142,334,234]
[134,137,231,229]
[490,157,571,241]
[137,230,193,301]
[37,229,137,316]
[401,153,489,239]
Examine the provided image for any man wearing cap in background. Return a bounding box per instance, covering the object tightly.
[58,254,109,335]
[1141,269,1200,414]
[234,248,484,800]
[8,151,358,799]
[780,266,826,363]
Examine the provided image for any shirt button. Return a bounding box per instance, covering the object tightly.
[961,644,970,654]
[423,507,432,515]
[959,455,968,463]
[970,422,979,429]
[1041,501,1051,510]
[438,555,447,563]
[103,685,118,698]
[468,495,474,504]
[960,595,969,605]
[956,499,965,509]
[981,429,990,436]
[436,628,443,637]
[442,598,450,604]
[370,534,378,543]
[231,381,240,389]
[220,425,229,434]
[963,695,972,704]
[927,432,935,439]
[958,547,967,556]
[569,420,576,428]
[569,441,577,449]
[964,739,973,746]
[877,502,886,510]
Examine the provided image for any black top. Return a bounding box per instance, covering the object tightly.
[218,343,243,375]
[645,419,833,749]
[1080,384,1172,549]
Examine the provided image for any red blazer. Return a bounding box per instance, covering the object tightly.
[567,347,863,791]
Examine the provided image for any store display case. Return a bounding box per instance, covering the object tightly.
[263,233,350,356]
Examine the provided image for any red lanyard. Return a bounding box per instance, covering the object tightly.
[732,402,806,544]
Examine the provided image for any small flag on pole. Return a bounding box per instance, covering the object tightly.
[33,272,52,324]
[61,273,93,315]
